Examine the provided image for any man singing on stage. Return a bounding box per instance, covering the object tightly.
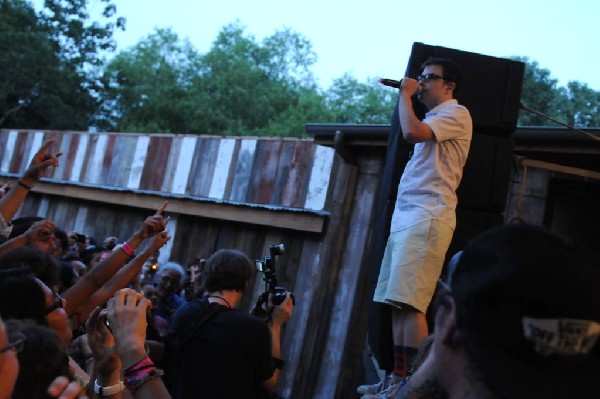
[359,57,472,398]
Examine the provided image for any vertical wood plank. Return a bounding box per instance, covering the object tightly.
[101,134,118,185]
[73,206,89,234]
[85,134,109,185]
[270,141,295,206]
[0,130,18,173]
[228,139,257,202]
[127,136,150,189]
[247,140,283,204]
[56,133,72,180]
[171,136,197,194]
[9,131,29,174]
[161,136,183,193]
[281,141,316,208]
[113,135,138,188]
[139,136,172,191]
[187,138,219,197]
[37,196,50,219]
[208,138,236,199]
[304,145,335,211]
[71,133,89,183]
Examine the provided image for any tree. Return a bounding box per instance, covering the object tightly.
[0,0,124,130]
[325,74,396,124]
[563,81,600,128]
[98,28,205,133]
[101,22,328,136]
[514,56,600,128]
[197,22,321,136]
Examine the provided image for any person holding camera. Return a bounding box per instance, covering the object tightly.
[165,249,293,399]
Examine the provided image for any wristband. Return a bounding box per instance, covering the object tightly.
[273,357,285,370]
[124,368,164,393]
[120,242,135,257]
[94,379,125,397]
[124,356,154,375]
[17,180,32,190]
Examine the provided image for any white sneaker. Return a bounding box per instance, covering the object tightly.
[357,374,402,396]
[360,376,405,398]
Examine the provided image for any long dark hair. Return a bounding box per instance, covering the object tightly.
[6,319,71,399]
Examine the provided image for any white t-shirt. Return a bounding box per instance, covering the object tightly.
[390,99,473,232]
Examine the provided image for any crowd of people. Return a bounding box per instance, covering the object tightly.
[0,140,293,399]
[1,57,598,399]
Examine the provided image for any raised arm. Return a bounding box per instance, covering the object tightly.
[0,139,62,222]
[71,231,171,328]
[0,219,56,256]
[62,201,168,315]
[108,289,172,399]
[262,292,294,394]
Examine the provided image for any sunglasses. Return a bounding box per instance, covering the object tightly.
[45,292,65,315]
[0,337,26,354]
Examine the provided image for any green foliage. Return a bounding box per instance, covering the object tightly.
[325,74,396,124]
[514,56,600,128]
[98,28,204,133]
[0,0,123,129]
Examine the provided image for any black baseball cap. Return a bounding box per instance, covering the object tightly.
[447,223,600,398]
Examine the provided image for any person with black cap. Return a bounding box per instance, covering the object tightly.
[395,223,600,399]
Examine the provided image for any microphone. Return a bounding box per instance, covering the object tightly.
[379,78,402,88]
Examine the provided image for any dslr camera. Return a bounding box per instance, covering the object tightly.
[253,244,295,317]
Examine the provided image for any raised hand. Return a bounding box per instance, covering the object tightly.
[148,231,171,252]
[85,307,120,382]
[106,289,151,368]
[137,201,169,239]
[22,139,63,184]
[24,219,56,248]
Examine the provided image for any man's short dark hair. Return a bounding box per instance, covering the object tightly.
[421,57,463,94]
[203,249,253,293]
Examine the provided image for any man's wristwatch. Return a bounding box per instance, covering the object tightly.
[94,379,125,397]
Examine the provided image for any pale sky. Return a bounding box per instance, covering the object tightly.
[33,0,600,91]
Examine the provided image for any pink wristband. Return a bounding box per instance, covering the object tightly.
[124,356,155,376]
[121,242,135,257]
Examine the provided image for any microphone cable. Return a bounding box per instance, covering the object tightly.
[519,103,600,142]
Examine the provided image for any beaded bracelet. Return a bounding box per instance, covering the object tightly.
[124,368,164,393]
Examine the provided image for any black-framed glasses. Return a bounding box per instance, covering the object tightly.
[45,292,65,315]
[0,337,26,354]
[416,73,446,83]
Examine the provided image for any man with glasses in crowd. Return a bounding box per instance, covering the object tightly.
[359,58,473,398]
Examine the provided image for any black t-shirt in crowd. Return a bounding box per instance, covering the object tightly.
[165,298,275,399]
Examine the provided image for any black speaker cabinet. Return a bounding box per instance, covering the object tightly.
[456,134,515,213]
[405,42,525,137]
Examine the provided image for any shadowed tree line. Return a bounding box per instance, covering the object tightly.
[1,0,598,137]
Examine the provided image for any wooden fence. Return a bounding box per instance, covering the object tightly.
[0,128,388,399]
